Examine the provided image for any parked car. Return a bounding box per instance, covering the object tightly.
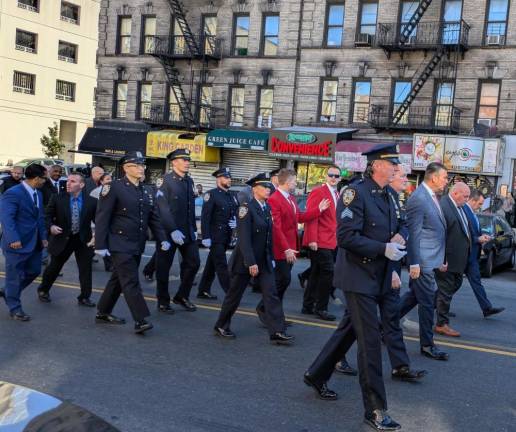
[478,213,515,277]
[14,158,64,168]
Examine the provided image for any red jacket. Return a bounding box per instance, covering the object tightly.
[269,190,320,260]
[302,184,338,250]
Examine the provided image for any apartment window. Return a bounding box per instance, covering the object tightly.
[60,1,80,25]
[228,86,245,127]
[351,80,371,123]
[485,0,509,45]
[202,15,217,55]
[261,14,279,56]
[139,83,152,119]
[58,41,77,63]
[18,0,38,13]
[400,1,418,39]
[141,16,156,54]
[56,80,75,102]
[359,2,378,35]
[114,82,128,119]
[169,87,182,123]
[172,19,186,55]
[117,17,132,54]
[15,29,37,53]
[233,15,250,56]
[257,87,274,128]
[199,85,213,127]
[325,4,345,47]
[392,80,411,125]
[13,71,35,95]
[442,0,462,44]
[434,81,455,127]
[476,81,500,126]
[319,80,338,122]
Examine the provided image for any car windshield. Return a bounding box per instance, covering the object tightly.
[478,215,494,235]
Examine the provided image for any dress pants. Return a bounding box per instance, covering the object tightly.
[155,241,200,305]
[303,249,334,312]
[256,260,292,316]
[215,269,286,336]
[399,271,437,347]
[465,260,492,312]
[435,270,464,326]
[142,250,156,276]
[38,234,94,300]
[97,253,149,322]
[197,243,230,294]
[3,249,42,313]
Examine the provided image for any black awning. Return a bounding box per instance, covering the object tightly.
[77,127,147,158]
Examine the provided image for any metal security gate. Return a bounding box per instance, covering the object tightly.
[189,161,219,191]
[222,149,279,185]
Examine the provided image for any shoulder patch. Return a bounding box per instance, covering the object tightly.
[342,189,356,206]
[204,193,211,202]
[238,205,248,219]
[100,184,110,197]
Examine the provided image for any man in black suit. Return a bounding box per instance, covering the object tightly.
[41,165,66,207]
[37,172,97,306]
[434,182,471,337]
[0,166,23,193]
[84,166,105,195]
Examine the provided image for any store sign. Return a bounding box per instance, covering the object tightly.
[444,137,483,173]
[268,130,334,162]
[482,139,499,174]
[335,152,412,174]
[413,134,445,169]
[146,131,220,162]
[206,129,268,151]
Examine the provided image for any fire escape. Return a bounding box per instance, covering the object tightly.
[144,0,221,130]
[369,0,469,133]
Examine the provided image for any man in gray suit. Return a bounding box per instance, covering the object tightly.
[399,162,450,361]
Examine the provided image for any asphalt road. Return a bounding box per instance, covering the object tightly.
[0,244,515,432]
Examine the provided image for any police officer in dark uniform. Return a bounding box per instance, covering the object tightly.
[155,148,200,313]
[213,173,294,345]
[197,167,238,299]
[94,151,169,334]
[303,145,413,431]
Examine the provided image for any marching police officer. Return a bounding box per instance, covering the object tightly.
[94,151,169,334]
[213,173,294,345]
[197,167,238,299]
[155,148,200,313]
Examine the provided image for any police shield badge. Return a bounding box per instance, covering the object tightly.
[342,189,355,206]
[100,184,110,197]
[204,193,211,202]
[238,206,248,219]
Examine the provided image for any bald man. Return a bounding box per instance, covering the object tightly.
[434,182,471,338]
[84,166,105,195]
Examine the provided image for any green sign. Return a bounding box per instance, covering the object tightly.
[286,132,317,144]
[207,129,268,151]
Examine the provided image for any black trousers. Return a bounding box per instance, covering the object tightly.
[256,260,292,316]
[143,250,156,276]
[155,241,200,305]
[435,270,464,326]
[38,234,93,300]
[303,248,334,312]
[215,269,286,336]
[97,253,150,322]
[197,243,230,294]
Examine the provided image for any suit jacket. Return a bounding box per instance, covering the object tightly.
[302,184,338,250]
[45,191,97,256]
[439,194,471,273]
[463,203,483,264]
[83,177,99,196]
[0,183,46,254]
[406,183,446,272]
[41,178,66,207]
[268,190,320,260]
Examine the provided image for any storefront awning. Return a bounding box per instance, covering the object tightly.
[77,127,147,158]
[206,129,268,151]
[146,130,220,163]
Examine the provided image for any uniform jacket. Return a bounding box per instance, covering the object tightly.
[387,187,408,277]
[95,177,165,255]
[463,203,483,263]
[333,177,405,295]
[237,185,252,205]
[302,184,338,250]
[0,183,47,254]
[157,171,197,243]
[268,189,320,260]
[45,191,97,256]
[201,187,239,245]
[229,199,274,274]
[406,183,447,272]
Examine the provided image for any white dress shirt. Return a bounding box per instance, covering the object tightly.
[22,180,38,208]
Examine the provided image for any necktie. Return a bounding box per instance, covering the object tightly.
[71,198,80,234]
[288,195,296,213]
[431,194,442,215]
[458,207,470,238]
[33,191,37,207]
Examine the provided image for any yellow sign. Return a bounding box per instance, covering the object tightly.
[146,130,220,162]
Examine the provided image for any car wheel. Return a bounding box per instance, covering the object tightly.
[506,248,515,268]
[483,250,494,278]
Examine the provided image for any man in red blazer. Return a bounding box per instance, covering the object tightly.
[256,169,330,319]
[302,165,341,321]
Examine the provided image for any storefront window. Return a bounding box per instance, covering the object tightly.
[296,162,331,194]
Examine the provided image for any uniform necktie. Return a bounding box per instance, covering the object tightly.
[33,191,37,207]
[71,198,80,234]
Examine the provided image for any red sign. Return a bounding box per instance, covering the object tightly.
[270,137,332,158]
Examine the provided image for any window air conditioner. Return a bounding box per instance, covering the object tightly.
[486,34,502,45]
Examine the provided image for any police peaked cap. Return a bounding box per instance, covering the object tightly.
[212,167,232,178]
[246,172,274,189]
[362,143,400,164]
[119,151,145,165]
[167,148,191,161]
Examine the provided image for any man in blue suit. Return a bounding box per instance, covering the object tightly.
[0,164,48,321]
[463,189,505,318]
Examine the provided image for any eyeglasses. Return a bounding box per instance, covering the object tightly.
[125,164,146,169]
[327,174,340,179]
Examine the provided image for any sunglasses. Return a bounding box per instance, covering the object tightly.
[328,174,340,179]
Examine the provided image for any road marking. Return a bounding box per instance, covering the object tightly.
[1,272,515,358]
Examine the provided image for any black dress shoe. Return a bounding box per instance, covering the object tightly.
[270,332,295,345]
[364,409,401,431]
[391,365,427,382]
[143,272,154,282]
[134,320,153,334]
[303,373,338,401]
[78,298,96,307]
[158,304,175,315]
[421,345,449,361]
[37,291,51,303]
[197,291,218,300]
[483,306,505,318]
[173,296,197,311]
[10,311,31,321]
[214,327,236,339]
[95,313,126,325]
[335,359,358,376]
[301,307,314,315]
[315,310,336,321]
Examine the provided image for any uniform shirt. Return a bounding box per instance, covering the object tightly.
[201,187,239,245]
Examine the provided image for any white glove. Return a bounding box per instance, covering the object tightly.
[171,230,185,245]
[384,243,407,261]
[194,232,198,241]
[161,241,171,251]
[95,249,110,257]
[228,217,237,229]
[202,239,212,248]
